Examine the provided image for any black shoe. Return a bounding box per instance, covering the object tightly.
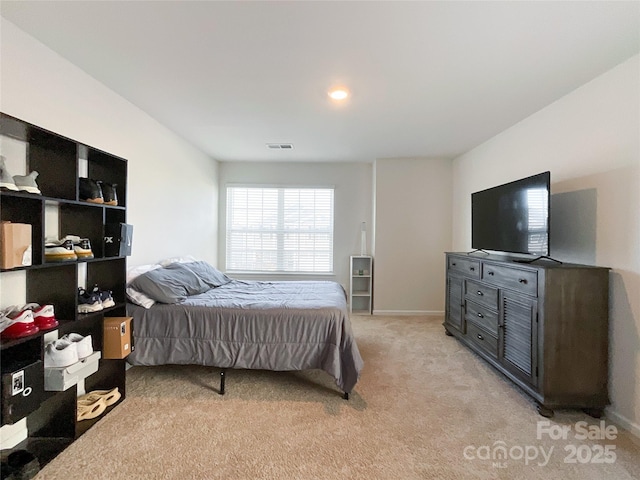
[79,178,104,204]
[91,284,116,308]
[1,461,17,480]
[5,450,39,480]
[102,183,118,205]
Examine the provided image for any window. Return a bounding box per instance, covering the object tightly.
[226,186,334,273]
[526,187,549,254]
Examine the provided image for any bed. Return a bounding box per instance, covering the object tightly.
[125,260,363,397]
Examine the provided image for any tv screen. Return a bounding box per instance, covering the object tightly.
[471,172,550,256]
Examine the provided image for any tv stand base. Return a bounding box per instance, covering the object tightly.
[514,255,563,264]
[466,249,490,255]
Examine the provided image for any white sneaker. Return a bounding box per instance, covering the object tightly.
[45,238,77,262]
[0,155,18,191]
[44,338,79,368]
[61,235,94,259]
[13,171,41,194]
[61,333,93,359]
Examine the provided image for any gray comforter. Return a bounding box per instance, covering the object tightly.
[127,280,363,393]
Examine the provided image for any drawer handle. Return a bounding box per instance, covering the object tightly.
[476,290,483,296]
[470,267,475,271]
[477,312,484,318]
[477,333,484,340]
[487,271,494,276]
[519,278,528,284]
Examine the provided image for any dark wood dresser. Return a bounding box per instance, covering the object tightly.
[444,252,609,418]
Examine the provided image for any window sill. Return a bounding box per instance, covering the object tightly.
[226,271,335,276]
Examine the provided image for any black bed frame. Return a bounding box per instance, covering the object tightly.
[216,369,350,400]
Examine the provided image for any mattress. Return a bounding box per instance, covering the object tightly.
[127,280,363,393]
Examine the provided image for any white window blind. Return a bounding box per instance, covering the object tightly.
[526,187,549,254]
[226,186,334,273]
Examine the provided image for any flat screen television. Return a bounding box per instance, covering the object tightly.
[471,172,550,256]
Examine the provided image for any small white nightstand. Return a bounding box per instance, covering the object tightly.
[349,255,372,314]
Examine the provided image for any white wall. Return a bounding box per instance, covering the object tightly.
[373,157,452,314]
[218,161,372,291]
[0,18,219,270]
[451,55,640,435]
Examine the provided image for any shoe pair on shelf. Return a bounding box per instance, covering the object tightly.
[77,387,121,421]
[78,286,115,313]
[44,333,93,368]
[0,155,41,194]
[79,178,118,205]
[45,235,94,262]
[0,303,58,340]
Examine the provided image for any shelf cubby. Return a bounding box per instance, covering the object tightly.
[59,203,105,258]
[87,148,128,208]
[28,128,77,201]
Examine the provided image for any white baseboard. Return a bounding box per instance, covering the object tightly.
[372,310,444,317]
[605,407,640,439]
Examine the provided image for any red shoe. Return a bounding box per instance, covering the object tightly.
[26,303,59,330]
[0,309,40,340]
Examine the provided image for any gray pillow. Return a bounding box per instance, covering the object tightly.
[181,261,231,288]
[128,262,210,304]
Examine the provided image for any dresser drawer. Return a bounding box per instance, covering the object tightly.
[466,322,498,359]
[465,300,499,336]
[448,256,480,278]
[482,263,538,296]
[465,279,498,310]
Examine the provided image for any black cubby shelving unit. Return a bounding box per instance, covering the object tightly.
[0,112,129,469]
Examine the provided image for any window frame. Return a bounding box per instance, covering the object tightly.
[225,184,335,274]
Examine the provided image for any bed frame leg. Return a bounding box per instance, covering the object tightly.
[219,369,226,395]
[343,392,349,400]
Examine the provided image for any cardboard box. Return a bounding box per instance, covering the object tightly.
[103,317,134,359]
[44,351,101,392]
[0,222,32,269]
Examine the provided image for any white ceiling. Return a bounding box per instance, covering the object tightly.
[1,1,639,163]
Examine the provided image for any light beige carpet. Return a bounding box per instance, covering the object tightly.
[35,315,639,479]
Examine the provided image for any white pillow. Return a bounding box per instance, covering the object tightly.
[126,264,160,284]
[157,255,198,267]
[126,264,161,308]
[126,285,156,309]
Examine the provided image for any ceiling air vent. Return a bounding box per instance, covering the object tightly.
[266,143,293,149]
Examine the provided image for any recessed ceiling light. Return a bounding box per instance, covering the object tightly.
[328,88,349,101]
